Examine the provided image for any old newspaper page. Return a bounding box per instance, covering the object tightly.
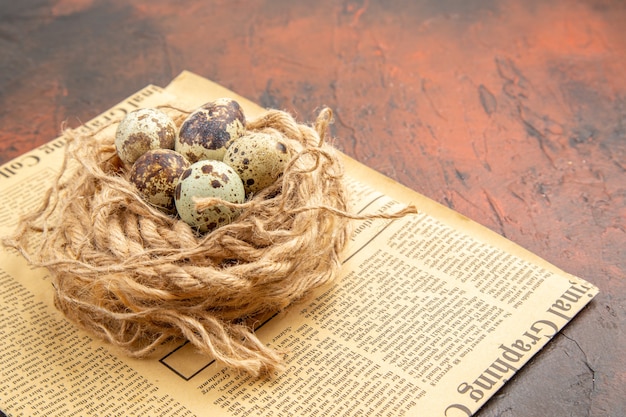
[0,71,598,416]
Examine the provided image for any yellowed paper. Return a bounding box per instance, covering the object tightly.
[0,71,597,416]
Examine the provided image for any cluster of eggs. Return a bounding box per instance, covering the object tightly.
[115,98,290,232]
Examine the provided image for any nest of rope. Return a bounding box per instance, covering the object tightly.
[5,99,414,377]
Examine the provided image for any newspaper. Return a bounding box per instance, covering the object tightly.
[0,71,598,416]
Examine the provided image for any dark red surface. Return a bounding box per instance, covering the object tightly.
[1,1,625,415]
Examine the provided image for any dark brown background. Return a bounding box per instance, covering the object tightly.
[1,1,624,415]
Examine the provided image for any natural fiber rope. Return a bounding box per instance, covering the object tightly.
[4,106,416,377]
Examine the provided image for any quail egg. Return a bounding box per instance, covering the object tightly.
[223,132,291,195]
[129,149,190,214]
[175,98,246,163]
[115,108,177,167]
[174,160,245,232]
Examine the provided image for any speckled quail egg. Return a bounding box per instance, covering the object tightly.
[223,132,291,195]
[175,98,246,163]
[174,160,245,233]
[115,108,177,167]
[129,149,190,214]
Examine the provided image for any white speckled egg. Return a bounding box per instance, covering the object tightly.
[223,132,291,195]
[129,149,190,214]
[174,160,245,233]
[115,108,177,167]
[175,98,246,163]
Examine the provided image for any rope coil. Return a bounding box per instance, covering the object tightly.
[4,106,415,377]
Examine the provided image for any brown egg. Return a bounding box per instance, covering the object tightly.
[175,98,246,162]
[115,108,177,167]
[129,149,190,214]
